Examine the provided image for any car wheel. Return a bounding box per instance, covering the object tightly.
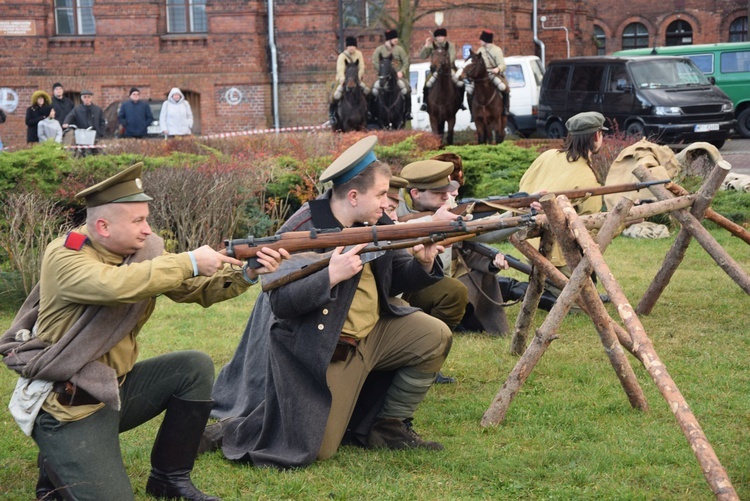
[709,139,725,149]
[737,108,750,138]
[546,121,565,139]
[626,121,645,138]
[505,117,519,137]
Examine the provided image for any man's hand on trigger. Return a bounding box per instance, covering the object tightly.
[192,245,242,276]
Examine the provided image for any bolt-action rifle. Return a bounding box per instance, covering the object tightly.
[222,213,536,290]
[399,179,671,221]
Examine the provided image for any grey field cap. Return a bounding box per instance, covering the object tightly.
[565,111,608,135]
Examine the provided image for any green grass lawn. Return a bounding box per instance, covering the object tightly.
[1,229,748,500]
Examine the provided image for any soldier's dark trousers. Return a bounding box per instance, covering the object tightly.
[32,350,214,501]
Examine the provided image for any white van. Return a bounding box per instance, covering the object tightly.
[409,55,544,136]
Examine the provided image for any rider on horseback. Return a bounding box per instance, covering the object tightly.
[371,29,412,121]
[419,28,464,112]
[330,36,370,126]
[465,30,511,119]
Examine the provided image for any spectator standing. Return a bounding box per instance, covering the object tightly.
[25,91,51,143]
[50,83,74,128]
[37,108,64,143]
[63,90,106,139]
[118,87,153,138]
[159,88,193,137]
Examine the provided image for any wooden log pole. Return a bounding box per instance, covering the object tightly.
[508,229,554,356]
[634,165,750,314]
[565,206,739,500]
[667,182,750,246]
[481,196,648,428]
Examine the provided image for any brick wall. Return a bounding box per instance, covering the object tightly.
[0,0,746,148]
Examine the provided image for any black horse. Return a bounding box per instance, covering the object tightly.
[427,44,461,145]
[334,60,367,132]
[372,56,406,130]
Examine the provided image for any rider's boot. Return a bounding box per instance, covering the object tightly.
[502,90,510,116]
[404,97,413,121]
[458,86,466,111]
[329,101,338,126]
[467,93,475,123]
[420,86,429,112]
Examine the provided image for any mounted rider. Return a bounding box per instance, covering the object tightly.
[419,28,464,112]
[371,29,413,121]
[465,30,511,118]
[330,36,370,125]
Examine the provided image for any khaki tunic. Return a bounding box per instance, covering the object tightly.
[336,49,366,83]
[519,150,603,266]
[372,42,410,75]
[478,43,506,73]
[37,225,252,420]
[419,40,456,64]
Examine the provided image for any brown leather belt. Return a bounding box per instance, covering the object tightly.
[331,336,358,363]
[52,381,101,406]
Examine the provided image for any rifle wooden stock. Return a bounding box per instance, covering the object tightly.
[399,180,671,222]
[223,214,534,265]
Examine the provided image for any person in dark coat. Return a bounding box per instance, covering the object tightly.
[25,90,51,143]
[63,90,106,139]
[207,136,453,468]
[50,83,74,128]
[118,87,154,138]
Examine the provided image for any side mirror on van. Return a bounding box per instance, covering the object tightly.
[708,76,716,85]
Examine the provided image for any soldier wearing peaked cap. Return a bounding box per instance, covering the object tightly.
[208,135,452,466]
[398,157,519,337]
[520,110,607,269]
[0,162,287,501]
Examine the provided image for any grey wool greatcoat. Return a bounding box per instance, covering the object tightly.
[212,190,443,468]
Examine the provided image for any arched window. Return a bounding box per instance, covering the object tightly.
[594,25,606,55]
[622,22,649,50]
[729,17,748,42]
[665,20,693,46]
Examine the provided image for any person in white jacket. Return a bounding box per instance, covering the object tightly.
[159,88,193,136]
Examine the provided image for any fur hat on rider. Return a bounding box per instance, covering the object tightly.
[385,29,398,41]
[433,28,447,37]
[345,36,357,47]
[479,30,494,43]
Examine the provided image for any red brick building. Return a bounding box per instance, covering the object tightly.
[0,0,746,148]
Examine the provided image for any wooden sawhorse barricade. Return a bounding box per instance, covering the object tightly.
[482,159,750,500]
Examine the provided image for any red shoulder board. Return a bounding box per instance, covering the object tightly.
[64,232,89,251]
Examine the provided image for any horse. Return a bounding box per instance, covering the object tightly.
[426,44,461,145]
[334,60,367,132]
[463,50,507,144]
[372,55,406,130]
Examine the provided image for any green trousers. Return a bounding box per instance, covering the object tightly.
[32,350,214,501]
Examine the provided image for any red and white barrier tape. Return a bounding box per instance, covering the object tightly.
[201,123,331,140]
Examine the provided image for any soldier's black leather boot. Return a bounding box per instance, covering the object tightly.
[146,396,220,501]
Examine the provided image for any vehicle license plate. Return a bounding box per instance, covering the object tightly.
[694,123,719,132]
[147,125,161,135]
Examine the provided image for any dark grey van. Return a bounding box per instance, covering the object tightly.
[536,56,735,148]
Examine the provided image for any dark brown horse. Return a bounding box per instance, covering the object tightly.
[426,44,461,145]
[334,60,367,132]
[464,50,507,144]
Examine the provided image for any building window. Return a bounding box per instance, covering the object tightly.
[55,0,95,35]
[342,0,385,28]
[729,17,748,42]
[167,0,207,33]
[622,22,649,50]
[665,20,693,46]
[594,25,606,55]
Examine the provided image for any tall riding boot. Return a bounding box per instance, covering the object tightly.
[420,86,429,112]
[467,93,475,123]
[36,453,63,501]
[458,86,466,111]
[404,96,413,121]
[329,102,338,126]
[503,91,510,116]
[145,396,220,501]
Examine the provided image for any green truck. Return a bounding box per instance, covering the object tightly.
[615,42,750,137]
